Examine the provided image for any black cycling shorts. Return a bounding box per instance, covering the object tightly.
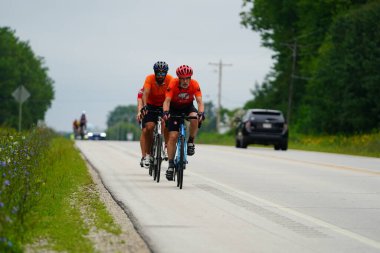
[167,104,198,132]
[142,104,163,128]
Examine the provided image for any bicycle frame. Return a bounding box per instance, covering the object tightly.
[147,109,164,182]
[175,121,188,171]
[153,115,163,181]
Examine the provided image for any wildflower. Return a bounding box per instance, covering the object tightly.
[0,202,4,208]
[4,180,10,186]
[0,161,5,167]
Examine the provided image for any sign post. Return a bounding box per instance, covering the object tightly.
[12,85,30,132]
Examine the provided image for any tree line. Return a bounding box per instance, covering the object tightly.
[0,27,54,130]
[241,0,380,134]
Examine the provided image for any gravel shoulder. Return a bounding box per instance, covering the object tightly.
[85,160,151,253]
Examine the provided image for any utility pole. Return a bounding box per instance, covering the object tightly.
[280,41,298,125]
[288,41,297,125]
[209,59,232,133]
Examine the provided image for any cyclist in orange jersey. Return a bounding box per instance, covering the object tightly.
[141,61,173,169]
[162,65,205,180]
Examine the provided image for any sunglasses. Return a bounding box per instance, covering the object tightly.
[156,72,167,77]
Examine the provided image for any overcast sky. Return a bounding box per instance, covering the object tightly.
[0,0,274,132]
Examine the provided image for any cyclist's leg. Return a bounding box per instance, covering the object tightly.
[144,122,155,154]
[187,105,198,156]
[165,117,180,180]
[162,118,169,160]
[167,131,179,161]
[139,127,147,167]
[142,110,157,168]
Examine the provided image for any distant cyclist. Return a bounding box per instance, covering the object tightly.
[79,111,87,139]
[140,61,173,169]
[80,111,87,131]
[72,119,80,137]
[162,65,205,180]
[136,87,146,167]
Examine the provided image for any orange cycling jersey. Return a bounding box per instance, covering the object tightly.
[143,74,173,106]
[166,78,202,108]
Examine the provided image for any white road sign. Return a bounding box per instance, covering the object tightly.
[12,85,30,103]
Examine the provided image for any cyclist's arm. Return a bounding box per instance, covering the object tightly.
[195,96,204,113]
[163,96,171,112]
[137,97,143,120]
[137,97,143,112]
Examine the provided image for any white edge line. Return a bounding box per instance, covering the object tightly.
[188,171,380,250]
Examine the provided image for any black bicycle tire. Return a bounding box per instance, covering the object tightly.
[153,134,158,179]
[149,136,155,177]
[156,134,162,183]
[178,135,185,189]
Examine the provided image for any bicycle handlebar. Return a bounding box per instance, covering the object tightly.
[169,115,198,120]
[145,109,163,114]
[169,114,201,128]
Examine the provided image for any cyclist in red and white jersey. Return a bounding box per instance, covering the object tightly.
[136,87,146,167]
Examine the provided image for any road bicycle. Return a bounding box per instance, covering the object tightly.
[147,110,166,182]
[170,114,198,189]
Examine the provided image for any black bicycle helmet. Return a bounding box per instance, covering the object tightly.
[153,61,169,73]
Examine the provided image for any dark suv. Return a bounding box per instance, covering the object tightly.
[235,109,288,150]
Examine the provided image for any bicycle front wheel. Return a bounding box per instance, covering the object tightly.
[155,134,163,183]
[177,135,185,189]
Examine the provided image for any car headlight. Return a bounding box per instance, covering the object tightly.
[87,132,93,137]
[100,133,106,137]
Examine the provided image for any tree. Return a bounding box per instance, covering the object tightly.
[106,105,140,140]
[106,105,138,128]
[240,0,377,134]
[198,101,217,133]
[106,121,140,141]
[0,27,54,129]
[300,1,380,133]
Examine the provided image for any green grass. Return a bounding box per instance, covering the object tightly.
[197,132,234,146]
[198,131,380,158]
[289,131,380,158]
[24,137,121,252]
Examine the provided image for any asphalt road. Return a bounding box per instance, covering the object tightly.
[75,140,380,253]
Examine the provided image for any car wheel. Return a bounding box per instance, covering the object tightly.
[281,140,288,151]
[235,139,241,148]
[241,137,248,149]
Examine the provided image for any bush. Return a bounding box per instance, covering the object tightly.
[0,127,53,252]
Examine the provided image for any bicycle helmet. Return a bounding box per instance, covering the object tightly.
[153,61,169,73]
[176,65,193,78]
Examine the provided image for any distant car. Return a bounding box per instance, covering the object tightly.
[86,131,106,140]
[235,109,288,150]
